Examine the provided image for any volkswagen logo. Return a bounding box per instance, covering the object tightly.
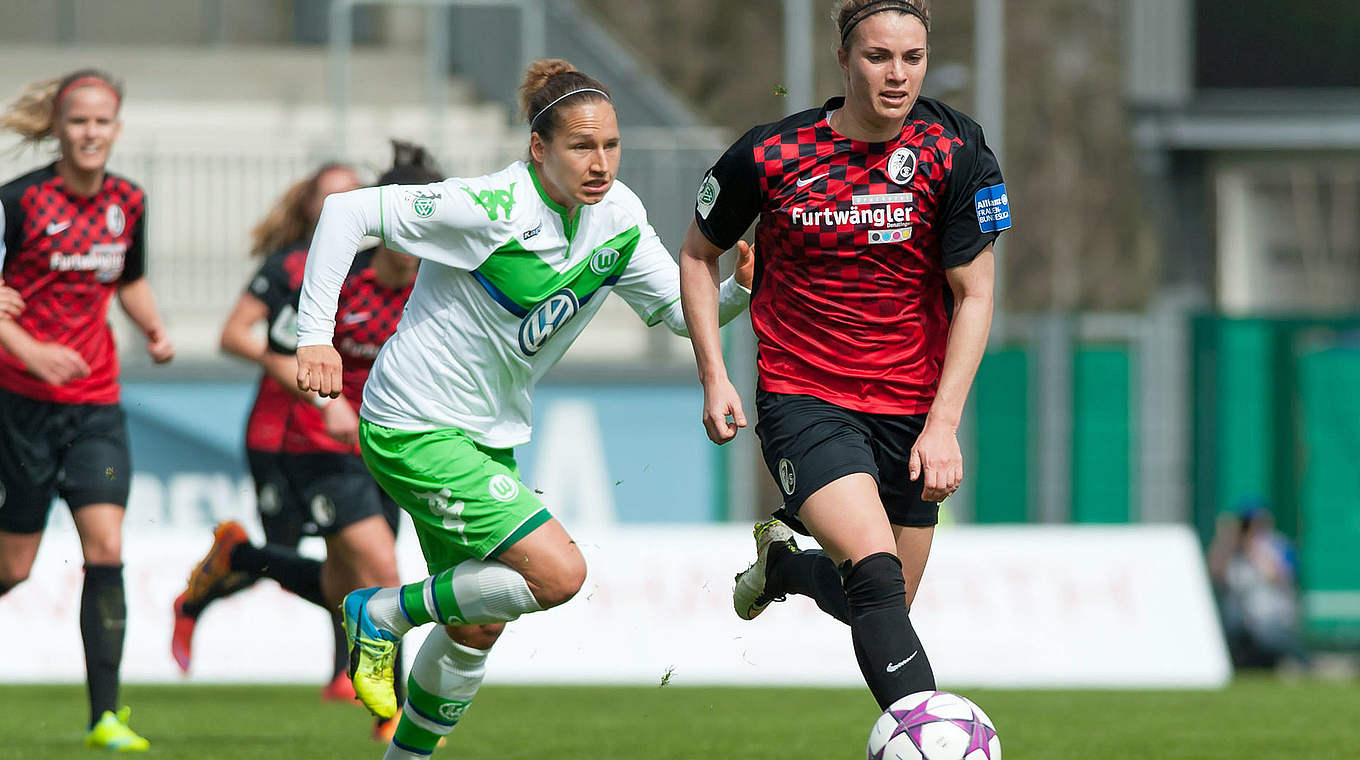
[518,288,580,356]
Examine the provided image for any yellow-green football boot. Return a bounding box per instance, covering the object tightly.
[342,587,400,719]
[85,707,149,752]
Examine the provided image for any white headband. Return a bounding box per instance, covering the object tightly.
[530,88,610,130]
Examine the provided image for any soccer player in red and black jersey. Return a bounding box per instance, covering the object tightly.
[680,0,1009,711]
[0,69,175,751]
[169,162,362,694]
[177,142,439,743]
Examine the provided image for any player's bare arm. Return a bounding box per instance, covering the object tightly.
[911,247,994,502]
[0,317,90,385]
[679,220,747,444]
[117,277,174,363]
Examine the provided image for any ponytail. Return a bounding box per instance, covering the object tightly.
[249,163,356,256]
[0,69,123,143]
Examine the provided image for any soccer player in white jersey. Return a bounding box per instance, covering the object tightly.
[293,59,752,759]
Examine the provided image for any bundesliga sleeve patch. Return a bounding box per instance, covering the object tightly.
[974,183,1011,233]
[696,172,720,219]
[403,187,441,218]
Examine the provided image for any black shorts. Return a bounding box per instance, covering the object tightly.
[280,452,401,538]
[247,448,307,546]
[0,388,132,534]
[754,389,938,533]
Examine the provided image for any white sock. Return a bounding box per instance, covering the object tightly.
[444,559,543,624]
[382,631,492,759]
[365,559,543,636]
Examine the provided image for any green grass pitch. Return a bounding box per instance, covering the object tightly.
[0,678,1353,759]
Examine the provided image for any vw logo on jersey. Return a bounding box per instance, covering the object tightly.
[106,204,126,237]
[518,288,579,356]
[886,148,917,186]
[590,247,620,276]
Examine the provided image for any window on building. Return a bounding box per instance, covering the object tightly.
[1196,0,1360,89]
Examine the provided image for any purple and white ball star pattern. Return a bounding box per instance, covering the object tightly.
[867,691,1001,760]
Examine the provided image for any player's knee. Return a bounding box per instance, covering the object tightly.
[533,553,586,609]
[79,534,123,566]
[444,622,505,650]
[841,552,907,614]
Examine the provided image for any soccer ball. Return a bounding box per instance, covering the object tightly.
[866,690,1000,760]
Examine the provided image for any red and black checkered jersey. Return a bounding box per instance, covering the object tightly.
[695,96,1010,415]
[242,243,309,452]
[0,164,147,404]
[280,248,414,455]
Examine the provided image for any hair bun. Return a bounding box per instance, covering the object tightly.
[390,139,430,169]
[379,139,443,186]
[518,58,579,120]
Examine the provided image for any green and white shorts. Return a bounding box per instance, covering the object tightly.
[359,420,551,574]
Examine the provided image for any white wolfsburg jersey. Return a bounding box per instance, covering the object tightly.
[298,160,747,449]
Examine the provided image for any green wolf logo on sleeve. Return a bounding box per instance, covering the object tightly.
[462,183,517,221]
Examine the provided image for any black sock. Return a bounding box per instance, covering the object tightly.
[768,545,851,624]
[843,553,934,709]
[229,543,326,608]
[332,614,350,680]
[80,564,126,727]
[180,572,256,618]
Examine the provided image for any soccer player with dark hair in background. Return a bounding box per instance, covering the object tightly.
[171,160,363,698]
[0,68,176,752]
[680,0,1010,711]
[175,142,443,742]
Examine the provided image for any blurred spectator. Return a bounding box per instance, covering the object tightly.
[1207,500,1310,669]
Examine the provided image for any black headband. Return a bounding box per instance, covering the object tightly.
[839,1,929,45]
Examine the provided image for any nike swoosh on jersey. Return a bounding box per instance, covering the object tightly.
[45,220,72,235]
[341,311,372,325]
[795,174,829,188]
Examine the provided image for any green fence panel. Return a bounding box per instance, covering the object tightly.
[1191,317,1221,543]
[1297,346,1360,646]
[1071,346,1134,522]
[1216,321,1277,517]
[1191,319,1279,544]
[973,348,1030,523]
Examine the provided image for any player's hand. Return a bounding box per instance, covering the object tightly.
[733,240,755,290]
[144,326,175,364]
[21,341,91,386]
[0,280,23,319]
[297,344,343,397]
[700,375,747,445]
[321,396,360,447]
[909,421,962,503]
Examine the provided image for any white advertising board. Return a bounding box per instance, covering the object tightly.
[1,523,1230,689]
